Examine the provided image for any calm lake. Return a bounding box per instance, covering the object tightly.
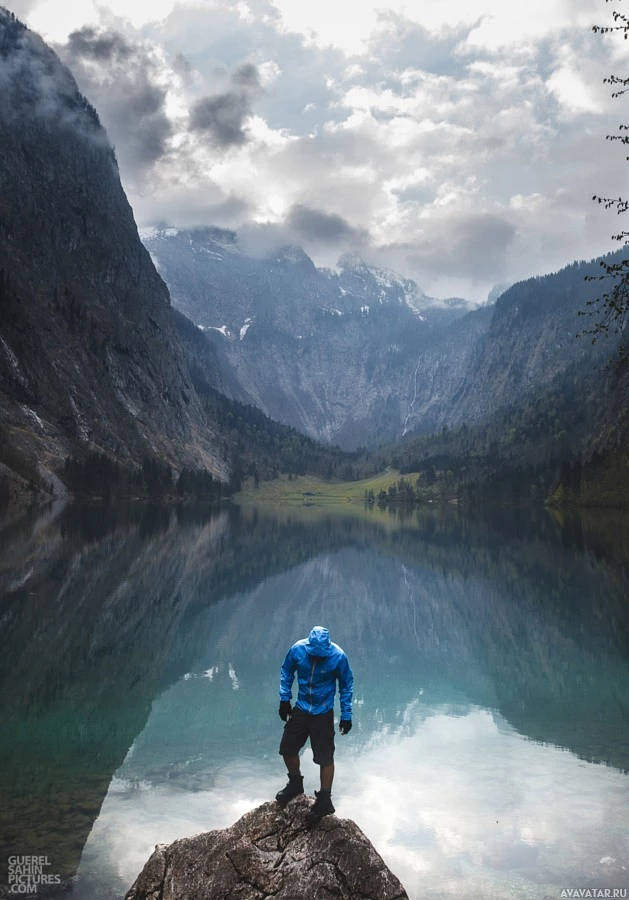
[1,502,629,900]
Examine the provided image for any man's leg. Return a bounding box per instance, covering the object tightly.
[283,754,301,775]
[305,712,336,824]
[320,762,334,790]
[277,714,307,806]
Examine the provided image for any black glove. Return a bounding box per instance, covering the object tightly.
[279,701,292,722]
[339,719,352,735]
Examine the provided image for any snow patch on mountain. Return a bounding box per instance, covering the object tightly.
[197,325,230,337]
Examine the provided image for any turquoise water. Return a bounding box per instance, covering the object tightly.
[1,503,629,899]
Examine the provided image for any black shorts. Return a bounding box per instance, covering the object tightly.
[279,708,335,766]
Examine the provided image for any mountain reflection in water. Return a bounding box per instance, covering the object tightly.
[0,502,628,899]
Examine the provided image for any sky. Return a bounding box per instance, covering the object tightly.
[6,0,629,300]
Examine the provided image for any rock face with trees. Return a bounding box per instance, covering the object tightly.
[0,10,228,504]
[124,797,408,900]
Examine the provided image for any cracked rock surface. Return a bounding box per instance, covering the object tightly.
[124,796,409,900]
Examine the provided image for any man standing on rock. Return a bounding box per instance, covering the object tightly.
[276,625,354,825]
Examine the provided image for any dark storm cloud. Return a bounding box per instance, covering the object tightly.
[66,26,131,61]
[189,63,262,148]
[137,191,252,229]
[387,213,517,283]
[232,62,261,89]
[190,90,251,147]
[59,27,173,173]
[114,80,172,166]
[173,52,193,81]
[287,204,365,244]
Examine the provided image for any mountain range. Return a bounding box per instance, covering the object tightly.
[0,7,625,507]
[143,225,616,450]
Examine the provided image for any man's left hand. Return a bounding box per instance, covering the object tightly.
[339,720,352,735]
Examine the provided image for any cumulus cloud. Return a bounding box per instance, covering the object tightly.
[190,91,252,147]
[66,26,131,61]
[12,0,626,298]
[287,204,366,244]
[232,61,261,89]
[59,27,173,174]
[4,0,38,19]
[267,0,598,55]
[0,9,105,137]
[190,63,262,148]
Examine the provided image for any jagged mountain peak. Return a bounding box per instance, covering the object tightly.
[333,253,442,315]
[337,251,369,272]
[141,224,239,248]
[269,244,316,268]
[485,282,513,306]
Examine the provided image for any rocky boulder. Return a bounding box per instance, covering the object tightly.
[124,796,408,900]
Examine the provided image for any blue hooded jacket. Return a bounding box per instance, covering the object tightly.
[279,626,353,720]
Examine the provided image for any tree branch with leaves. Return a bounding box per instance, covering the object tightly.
[583,0,629,341]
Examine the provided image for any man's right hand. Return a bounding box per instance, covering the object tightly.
[279,701,292,721]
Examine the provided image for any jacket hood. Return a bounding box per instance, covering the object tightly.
[305,626,333,657]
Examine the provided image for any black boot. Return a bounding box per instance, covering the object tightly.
[275,772,304,806]
[305,789,335,825]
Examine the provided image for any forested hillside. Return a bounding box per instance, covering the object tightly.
[0,10,228,504]
[381,343,629,507]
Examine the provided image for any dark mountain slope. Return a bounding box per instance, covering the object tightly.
[441,256,621,427]
[384,325,628,507]
[0,10,228,503]
[172,308,359,484]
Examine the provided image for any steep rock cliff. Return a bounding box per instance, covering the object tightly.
[0,11,228,500]
[441,258,618,427]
